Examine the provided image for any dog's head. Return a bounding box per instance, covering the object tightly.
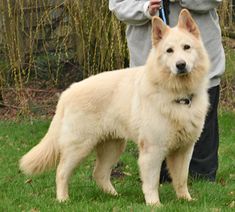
[147,9,210,92]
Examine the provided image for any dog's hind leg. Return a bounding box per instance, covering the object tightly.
[56,137,95,202]
[93,139,126,195]
[166,144,194,201]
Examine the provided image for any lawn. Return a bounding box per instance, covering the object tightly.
[0,111,235,211]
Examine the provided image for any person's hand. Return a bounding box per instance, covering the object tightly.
[148,0,162,16]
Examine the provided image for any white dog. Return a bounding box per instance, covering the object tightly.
[20,9,209,206]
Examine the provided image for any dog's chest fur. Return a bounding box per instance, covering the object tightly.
[168,123,198,152]
[165,106,205,152]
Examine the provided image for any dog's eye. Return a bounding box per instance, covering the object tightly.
[166,48,174,53]
[184,45,191,50]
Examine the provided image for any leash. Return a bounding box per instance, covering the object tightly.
[160,1,167,24]
[159,0,169,25]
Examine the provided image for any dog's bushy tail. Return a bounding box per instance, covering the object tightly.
[19,104,63,175]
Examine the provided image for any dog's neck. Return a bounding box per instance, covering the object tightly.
[174,94,194,107]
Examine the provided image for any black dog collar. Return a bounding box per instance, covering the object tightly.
[174,94,194,107]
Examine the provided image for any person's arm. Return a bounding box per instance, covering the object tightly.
[179,0,222,13]
[109,0,161,25]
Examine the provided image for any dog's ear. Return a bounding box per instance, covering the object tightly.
[152,16,168,46]
[178,9,200,38]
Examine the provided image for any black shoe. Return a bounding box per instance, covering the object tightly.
[189,170,216,182]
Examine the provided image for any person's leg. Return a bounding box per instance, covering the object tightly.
[189,85,220,181]
[160,160,171,183]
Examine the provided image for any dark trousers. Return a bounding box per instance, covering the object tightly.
[160,85,220,182]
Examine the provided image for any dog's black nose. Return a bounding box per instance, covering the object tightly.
[176,60,187,74]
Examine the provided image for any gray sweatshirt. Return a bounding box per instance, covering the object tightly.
[109,0,225,88]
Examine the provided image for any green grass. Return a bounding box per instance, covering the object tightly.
[0,112,235,211]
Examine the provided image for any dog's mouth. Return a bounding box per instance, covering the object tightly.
[176,69,189,76]
[171,68,190,77]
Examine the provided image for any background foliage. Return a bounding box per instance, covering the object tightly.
[0,0,234,116]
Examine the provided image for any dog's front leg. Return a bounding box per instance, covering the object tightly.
[138,140,165,206]
[166,144,194,201]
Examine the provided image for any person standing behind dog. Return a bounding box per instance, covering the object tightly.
[109,0,225,181]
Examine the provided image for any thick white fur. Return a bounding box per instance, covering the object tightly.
[20,9,210,206]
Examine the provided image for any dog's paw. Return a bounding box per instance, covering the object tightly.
[102,187,118,196]
[95,179,118,196]
[57,195,69,203]
[144,191,162,207]
[146,201,162,207]
[177,193,195,202]
[186,197,197,202]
